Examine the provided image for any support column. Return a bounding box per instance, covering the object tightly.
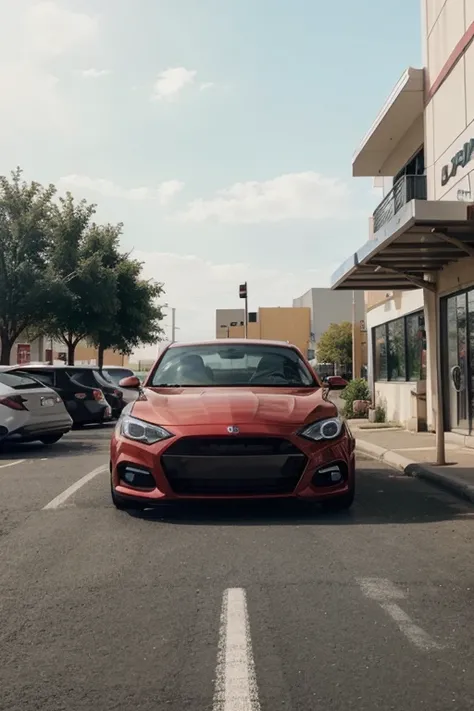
[423,284,446,465]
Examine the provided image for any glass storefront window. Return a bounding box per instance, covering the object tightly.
[373,310,425,382]
[374,325,387,380]
[406,312,426,380]
[387,319,406,380]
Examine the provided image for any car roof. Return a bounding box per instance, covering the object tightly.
[167,338,294,348]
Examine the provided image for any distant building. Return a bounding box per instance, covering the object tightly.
[215,309,245,339]
[293,288,367,375]
[7,335,129,367]
[215,306,311,357]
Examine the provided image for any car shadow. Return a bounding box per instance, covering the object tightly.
[126,465,474,526]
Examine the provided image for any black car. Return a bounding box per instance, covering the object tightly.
[66,367,125,418]
[12,366,112,427]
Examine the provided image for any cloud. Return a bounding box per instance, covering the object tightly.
[58,175,185,205]
[81,68,111,79]
[132,251,337,354]
[25,1,98,58]
[199,82,215,91]
[151,67,197,101]
[176,171,351,224]
[0,1,98,133]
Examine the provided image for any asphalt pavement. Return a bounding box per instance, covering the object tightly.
[1,426,474,710]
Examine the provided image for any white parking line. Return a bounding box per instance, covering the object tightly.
[0,459,25,469]
[357,577,443,651]
[213,588,260,711]
[42,464,107,510]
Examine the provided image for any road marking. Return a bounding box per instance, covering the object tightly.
[358,577,443,651]
[213,588,260,711]
[42,464,107,510]
[0,459,25,469]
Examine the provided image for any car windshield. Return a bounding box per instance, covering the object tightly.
[150,344,317,387]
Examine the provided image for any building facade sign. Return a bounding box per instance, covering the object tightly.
[441,139,474,186]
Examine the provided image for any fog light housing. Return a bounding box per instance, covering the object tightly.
[119,464,155,489]
[312,462,346,487]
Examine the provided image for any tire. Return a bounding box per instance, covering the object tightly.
[40,433,64,446]
[321,486,355,512]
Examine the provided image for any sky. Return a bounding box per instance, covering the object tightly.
[0,0,421,356]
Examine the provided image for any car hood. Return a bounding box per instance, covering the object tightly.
[131,386,337,426]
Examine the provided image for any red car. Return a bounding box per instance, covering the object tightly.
[110,340,355,511]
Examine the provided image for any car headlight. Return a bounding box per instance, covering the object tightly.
[300,417,343,442]
[121,415,173,445]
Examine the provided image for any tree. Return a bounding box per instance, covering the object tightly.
[0,168,57,365]
[44,195,119,364]
[316,321,352,367]
[91,256,165,369]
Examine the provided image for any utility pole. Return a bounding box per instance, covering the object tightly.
[171,307,176,343]
[239,282,248,338]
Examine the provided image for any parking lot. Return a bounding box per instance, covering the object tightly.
[1,424,474,710]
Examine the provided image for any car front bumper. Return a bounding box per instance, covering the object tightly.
[110,423,355,504]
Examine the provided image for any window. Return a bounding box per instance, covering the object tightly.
[150,343,317,387]
[0,372,46,389]
[19,369,55,387]
[373,310,425,382]
[406,313,426,381]
[374,325,388,380]
[387,319,406,380]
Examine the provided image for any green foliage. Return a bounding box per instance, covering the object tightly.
[90,254,165,367]
[0,168,57,364]
[0,168,166,365]
[374,404,386,423]
[316,321,352,366]
[340,378,370,418]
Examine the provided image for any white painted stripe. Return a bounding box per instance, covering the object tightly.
[357,577,443,652]
[213,588,260,711]
[43,464,107,509]
[0,459,25,469]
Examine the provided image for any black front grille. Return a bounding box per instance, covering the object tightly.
[162,436,306,495]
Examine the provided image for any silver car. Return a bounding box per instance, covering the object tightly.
[0,370,72,445]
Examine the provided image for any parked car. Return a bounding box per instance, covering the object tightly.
[110,339,355,511]
[98,366,140,405]
[0,370,72,445]
[66,367,125,418]
[10,365,112,427]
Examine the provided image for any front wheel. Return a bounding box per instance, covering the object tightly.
[321,487,354,512]
[40,434,64,446]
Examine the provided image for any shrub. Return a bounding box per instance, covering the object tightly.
[340,378,370,418]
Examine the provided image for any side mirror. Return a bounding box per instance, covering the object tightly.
[119,375,141,389]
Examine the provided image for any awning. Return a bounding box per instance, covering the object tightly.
[331,199,474,290]
[353,67,424,177]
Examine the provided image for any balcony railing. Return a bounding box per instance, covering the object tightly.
[373,175,427,234]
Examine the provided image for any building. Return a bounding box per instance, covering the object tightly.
[331,1,474,451]
[292,288,367,374]
[216,306,311,356]
[8,335,129,367]
[215,309,245,339]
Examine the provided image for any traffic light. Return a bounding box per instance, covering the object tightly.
[239,283,247,299]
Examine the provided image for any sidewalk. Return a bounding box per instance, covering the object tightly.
[348,421,474,504]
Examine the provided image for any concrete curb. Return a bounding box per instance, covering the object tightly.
[356,439,474,505]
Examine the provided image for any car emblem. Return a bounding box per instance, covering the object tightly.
[227,426,240,434]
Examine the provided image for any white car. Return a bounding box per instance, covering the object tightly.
[0,370,72,445]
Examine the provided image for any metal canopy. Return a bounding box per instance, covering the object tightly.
[331,199,474,291]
